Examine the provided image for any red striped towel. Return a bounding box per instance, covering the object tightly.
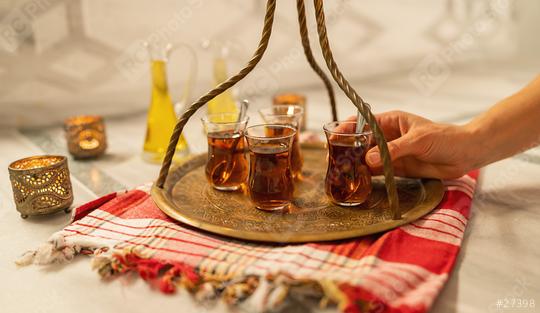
[18,171,478,313]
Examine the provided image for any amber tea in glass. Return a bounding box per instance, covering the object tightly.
[273,93,307,130]
[324,121,373,206]
[258,105,303,179]
[245,124,296,211]
[202,113,249,191]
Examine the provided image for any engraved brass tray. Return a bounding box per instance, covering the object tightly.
[152,144,444,243]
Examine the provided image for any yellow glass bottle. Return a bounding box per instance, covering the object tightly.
[142,43,190,163]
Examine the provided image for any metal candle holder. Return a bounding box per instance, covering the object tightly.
[155,0,400,219]
[8,155,73,218]
[64,115,107,159]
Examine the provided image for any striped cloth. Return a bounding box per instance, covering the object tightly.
[18,171,478,313]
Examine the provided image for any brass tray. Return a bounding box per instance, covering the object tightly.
[151,143,444,243]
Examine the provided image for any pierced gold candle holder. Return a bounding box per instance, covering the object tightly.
[8,155,74,219]
[64,115,107,159]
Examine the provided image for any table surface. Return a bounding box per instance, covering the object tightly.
[1,65,539,313]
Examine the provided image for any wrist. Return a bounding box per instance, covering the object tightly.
[461,120,491,169]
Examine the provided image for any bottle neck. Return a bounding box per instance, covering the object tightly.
[151,60,169,94]
[213,57,228,85]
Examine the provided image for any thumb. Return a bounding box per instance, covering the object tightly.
[365,135,414,167]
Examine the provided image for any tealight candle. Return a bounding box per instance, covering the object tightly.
[8,155,74,218]
[64,115,107,159]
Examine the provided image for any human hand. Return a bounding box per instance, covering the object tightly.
[350,111,479,179]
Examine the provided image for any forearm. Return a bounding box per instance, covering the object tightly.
[465,75,540,167]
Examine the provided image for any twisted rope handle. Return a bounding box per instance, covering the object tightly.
[312,0,400,219]
[156,0,277,188]
[296,0,337,121]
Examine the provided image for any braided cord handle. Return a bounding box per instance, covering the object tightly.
[156,0,277,188]
[312,0,400,219]
[296,0,338,121]
[157,0,400,220]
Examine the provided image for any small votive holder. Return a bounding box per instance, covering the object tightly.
[64,115,107,159]
[273,93,307,130]
[8,155,74,218]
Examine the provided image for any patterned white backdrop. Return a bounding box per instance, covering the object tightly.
[0,0,536,127]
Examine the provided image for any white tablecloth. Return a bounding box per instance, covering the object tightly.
[1,65,539,313]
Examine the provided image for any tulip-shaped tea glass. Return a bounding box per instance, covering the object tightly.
[273,93,307,130]
[324,121,373,206]
[245,124,296,211]
[202,113,249,191]
[258,105,304,179]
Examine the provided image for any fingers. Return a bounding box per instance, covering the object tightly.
[332,121,356,133]
[367,156,463,179]
[344,111,407,141]
[373,111,410,141]
[365,135,414,167]
[342,112,459,179]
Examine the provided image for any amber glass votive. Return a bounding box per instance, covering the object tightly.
[273,93,307,130]
[8,155,73,218]
[64,115,107,159]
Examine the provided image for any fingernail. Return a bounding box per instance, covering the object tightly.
[367,152,380,165]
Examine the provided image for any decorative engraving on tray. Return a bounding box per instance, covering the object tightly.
[168,148,428,236]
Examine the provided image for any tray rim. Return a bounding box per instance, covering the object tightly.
[151,143,445,243]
